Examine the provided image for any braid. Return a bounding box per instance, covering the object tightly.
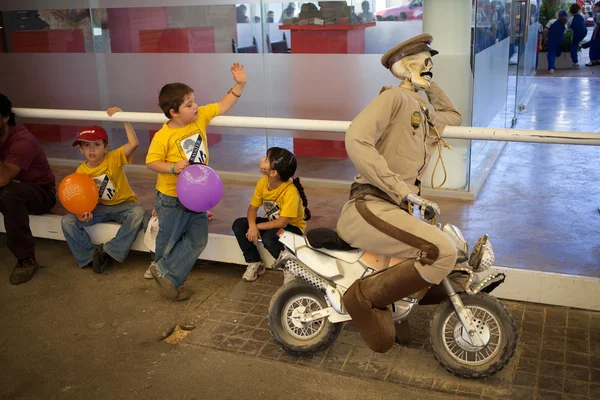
[292,177,311,221]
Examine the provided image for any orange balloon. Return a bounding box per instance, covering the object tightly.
[58,173,99,215]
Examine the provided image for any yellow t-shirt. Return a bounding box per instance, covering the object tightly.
[146,103,220,197]
[76,146,139,206]
[250,176,306,232]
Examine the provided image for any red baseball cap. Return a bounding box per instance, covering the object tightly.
[72,126,109,147]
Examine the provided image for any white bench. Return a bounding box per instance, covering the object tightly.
[0,213,276,266]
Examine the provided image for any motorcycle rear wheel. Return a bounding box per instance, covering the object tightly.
[268,282,342,356]
[430,293,517,379]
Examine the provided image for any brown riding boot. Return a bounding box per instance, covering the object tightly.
[343,261,431,353]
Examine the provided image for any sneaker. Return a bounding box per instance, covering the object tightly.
[10,258,39,285]
[174,287,193,301]
[144,262,155,279]
[242,261,265,282]
[149,264,180,300]
[283,269,296,285]
[585,61,600,66]
[92,245,109,274]
[573,63,580,68]
[549,69,555,74]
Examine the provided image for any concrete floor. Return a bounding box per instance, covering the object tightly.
[0,238,462,400]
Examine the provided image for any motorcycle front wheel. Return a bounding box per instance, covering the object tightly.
[430,293,517,379]
[268,282,342,356]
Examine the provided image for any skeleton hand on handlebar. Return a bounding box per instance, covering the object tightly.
[405,193,441,221]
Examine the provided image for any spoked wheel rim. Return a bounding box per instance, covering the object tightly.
[442,305,502,366]
[281,294,325,340]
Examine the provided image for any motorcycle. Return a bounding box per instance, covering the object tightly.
[267,210,517,379]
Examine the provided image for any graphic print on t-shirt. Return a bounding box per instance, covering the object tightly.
[263,201,281,221]
[92,173,118,201]
[177,131,207,165]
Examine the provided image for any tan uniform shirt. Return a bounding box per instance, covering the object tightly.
[346,82,462,202]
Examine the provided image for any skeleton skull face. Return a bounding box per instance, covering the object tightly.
[390,51,434,91]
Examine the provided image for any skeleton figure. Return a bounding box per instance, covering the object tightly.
[336,34,462,353]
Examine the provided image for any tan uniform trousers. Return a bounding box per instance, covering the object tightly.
[337,196,457,284]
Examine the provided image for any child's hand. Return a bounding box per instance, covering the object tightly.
[151,208,157,217]
[107,107,123,116]
[231,63,246,85]
[77,212,93,222]
[174,160,190,174]
[246,226,261,243]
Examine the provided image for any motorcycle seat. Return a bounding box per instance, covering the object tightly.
[306,228,357,251]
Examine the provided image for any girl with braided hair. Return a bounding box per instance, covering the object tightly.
[232,147,311,282]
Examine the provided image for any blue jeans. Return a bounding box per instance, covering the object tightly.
[232,217,303,262]
[61,202,147,267]
[153,192,208,289]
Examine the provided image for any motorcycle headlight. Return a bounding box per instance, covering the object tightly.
[443,224,468,263]
[469,235,495,271]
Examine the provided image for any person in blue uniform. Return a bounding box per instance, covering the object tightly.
[569,3,588,67]
[543,10,569,73]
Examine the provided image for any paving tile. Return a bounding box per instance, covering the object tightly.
[238,339,264,356]
[536,389,563,400]
[567,311,591,329]
[511,371,537,387]
[545,326,567,338]
[519,344,542,359]
[362,361,391,381]
[278,353,301,364]
[524,311,544,324]
[565,351,590,367]
[522,321,543,335]
[211,322,236,335]
[239,315,263,328]
[563,379,589,397]
[410,373,434,390]
[321,352,348,371]
[219,337,246,353]
[543,336,567,351]
[538,374,564,393]
[432,379,459,395]
[564,365,590,382]
[386,365,412,384]
[515,357,540,374]
[296,354,325,369]
[258,343,283,360]
[341,360,367,376]
[509,386,535,400]
[249,328,272,342]
[229,325,254,339]
[566,339,589,354]
[540,348,565,363]
[545,310,568,327]
[566,328,589,341]
[539,361,564,378]
[481,384,510,398]
[590,383,600,399]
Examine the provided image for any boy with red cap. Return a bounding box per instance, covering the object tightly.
[61,108,146,273]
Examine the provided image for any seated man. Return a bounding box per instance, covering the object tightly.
[0,93,56,284]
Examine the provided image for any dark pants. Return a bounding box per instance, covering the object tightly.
[232,217,303,263]
[0,182,56,260]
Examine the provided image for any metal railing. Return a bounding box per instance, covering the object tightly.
[14,108,600,146]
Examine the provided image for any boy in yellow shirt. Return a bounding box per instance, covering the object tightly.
[146,63,246,301]
[61,108,146,273]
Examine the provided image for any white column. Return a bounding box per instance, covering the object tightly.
[421,0,473,192]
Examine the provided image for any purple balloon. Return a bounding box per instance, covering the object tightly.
[176,164,224,213]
